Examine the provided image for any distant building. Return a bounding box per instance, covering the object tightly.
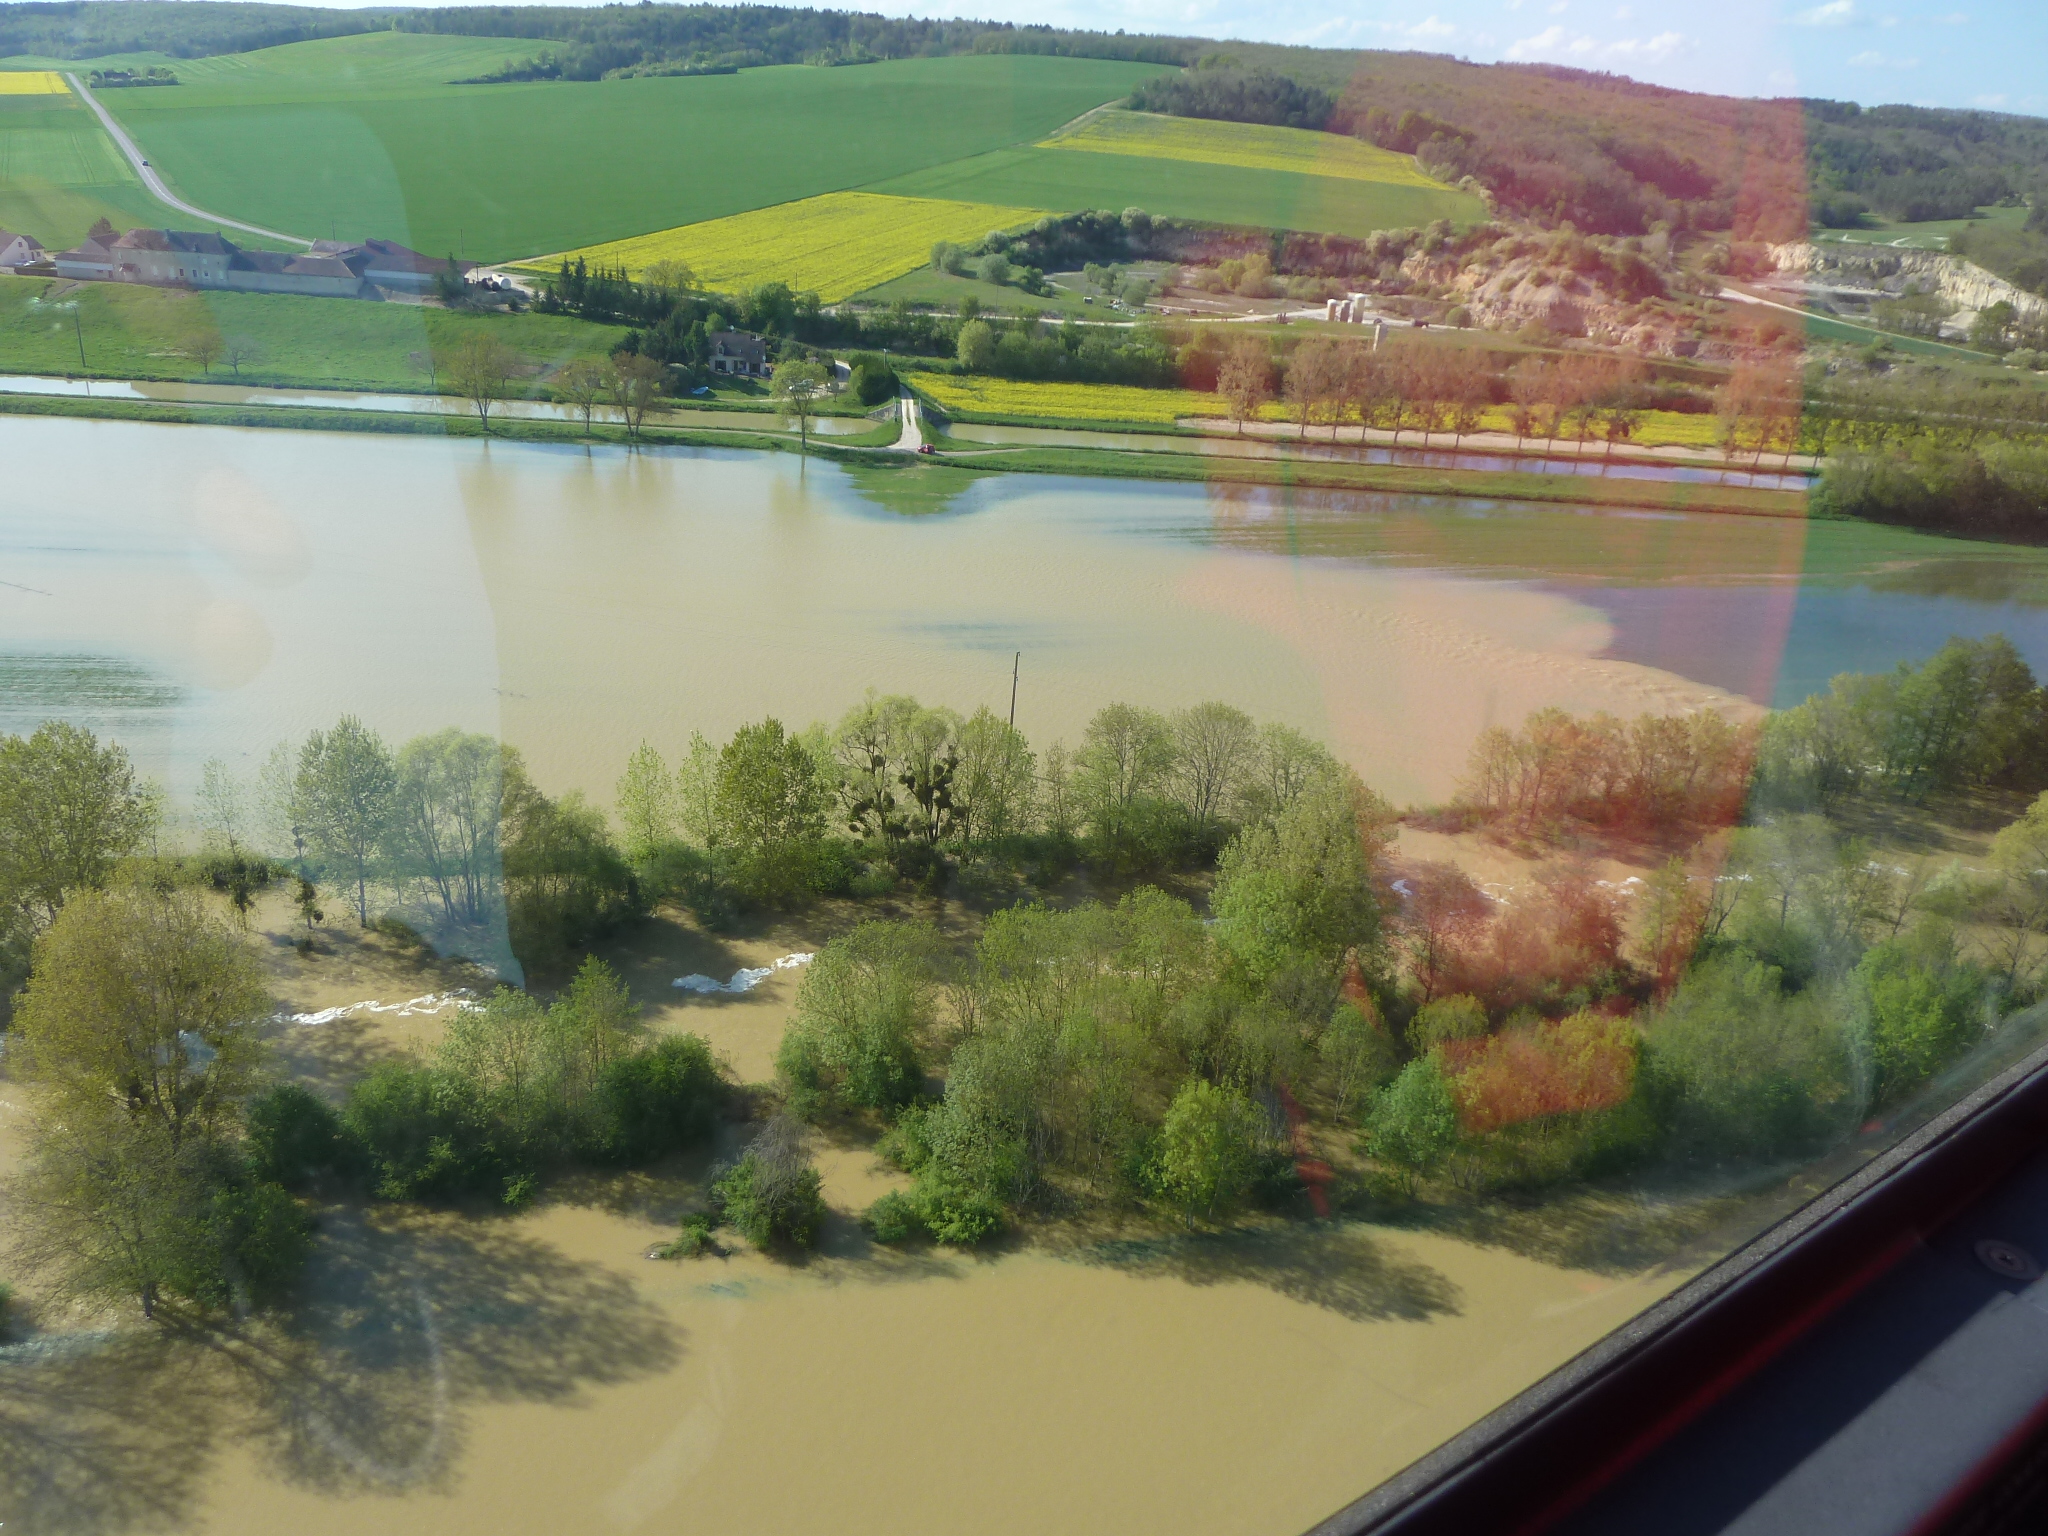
[709,330,770,378]
[311,237,470,293]
[0,230,46,268]
[47,224,473,300]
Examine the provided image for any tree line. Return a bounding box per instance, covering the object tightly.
[7,637,2048,1304]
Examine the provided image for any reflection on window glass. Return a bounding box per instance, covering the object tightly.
[3,6,2047,1534]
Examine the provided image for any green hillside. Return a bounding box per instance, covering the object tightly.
[90,37,1170,259]
[866,145,1485,241]
[0,84,204,250]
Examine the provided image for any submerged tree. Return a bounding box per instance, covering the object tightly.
[295,716,397,926]
[0,721,158,923]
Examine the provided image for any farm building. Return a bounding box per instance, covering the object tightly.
[709,330,770,378]
[0,230,46,268]
[48,223,474,299]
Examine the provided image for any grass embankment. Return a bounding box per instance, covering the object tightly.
[911,373,1732,450]
[540,192,1052,304]
[913,435,1806,516]
[88,38,1164,260]
[0,274,625,388]
[0,384,889,449]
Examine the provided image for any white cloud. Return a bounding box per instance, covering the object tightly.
[1406,14,1458,38]
[1507,23,1566,54]
[1793,0,1855,24]
[1848,49,1919,66]
[1973,93,2007,108]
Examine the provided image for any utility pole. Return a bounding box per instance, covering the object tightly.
[1008,651,1019,731]
[73,307,86,370]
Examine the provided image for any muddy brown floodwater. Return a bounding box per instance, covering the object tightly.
[10,417,2048,1533]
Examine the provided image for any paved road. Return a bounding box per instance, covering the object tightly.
[66,73,311,247]
[896,394,926,452]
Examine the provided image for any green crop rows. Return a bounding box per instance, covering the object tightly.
[87,36,1170,259]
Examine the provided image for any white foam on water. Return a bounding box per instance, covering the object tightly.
[672,953,814,995]
[277,989,476,1027]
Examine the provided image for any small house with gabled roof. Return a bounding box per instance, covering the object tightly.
[0,230,45,268]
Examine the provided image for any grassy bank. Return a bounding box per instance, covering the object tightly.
[0,274,627,390]
[914,438,1811,517]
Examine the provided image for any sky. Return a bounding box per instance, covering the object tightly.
[238,0,2046,115]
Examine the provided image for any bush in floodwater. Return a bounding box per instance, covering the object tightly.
[862,1189,923,1244]
[655,1212,719,1259]
[586,1034,726,1164]
[711,1116,826,1250]
[343,1061,512,1203]
[246,1083,358,1191]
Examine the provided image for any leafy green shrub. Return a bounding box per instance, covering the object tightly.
[211,1177,316,1307]
[371,914,427,950]
[711,1117,826,1250]
[847,351,898,406]
[343,1061,509,1202]
[588,1034,726,1163]
[1364,1059,1460,1192]
[777,921,938,1120]
[246,1083,357,1191]
[862,1189,924,1244]
[655,1212,719,1258]
[1644,953,1854,1160]
[1150,1078,1265,1226]
[910,1177,1004,1245]
[1857,929,1987,1104]
[1410,994,1489,1052]
[637,841,739,930]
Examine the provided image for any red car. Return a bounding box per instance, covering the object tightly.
[916,443,936,455]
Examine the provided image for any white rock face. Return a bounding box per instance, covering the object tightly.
[1768,242,2047,324]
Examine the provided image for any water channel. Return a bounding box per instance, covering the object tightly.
[7,415,2048,1535]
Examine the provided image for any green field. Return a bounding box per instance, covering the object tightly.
[83,35,1168,259]
[857,264,1135,317]
[0,274,627,389]
[0,85,200,252]
[865,144,1485,240]
[1812,204,2030,252]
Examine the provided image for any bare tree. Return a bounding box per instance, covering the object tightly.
[221,336,258,377]
[1217,335,1273,435]
[184,329,221,374]
[1170,702,1258,827]
[446,333,520,433]
[607,351,665,438]
[770,357,829,452]
[555,357,606,438]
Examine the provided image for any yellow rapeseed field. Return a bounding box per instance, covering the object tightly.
[915,375,1231,424]
[1041,110,1447,189]
[0,71,68,94]
[545,192,1052,304]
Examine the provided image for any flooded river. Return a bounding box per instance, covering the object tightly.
[7,415,2048,811]
[8,416,2048,1534]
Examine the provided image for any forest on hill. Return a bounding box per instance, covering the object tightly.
[0,0,377,58]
